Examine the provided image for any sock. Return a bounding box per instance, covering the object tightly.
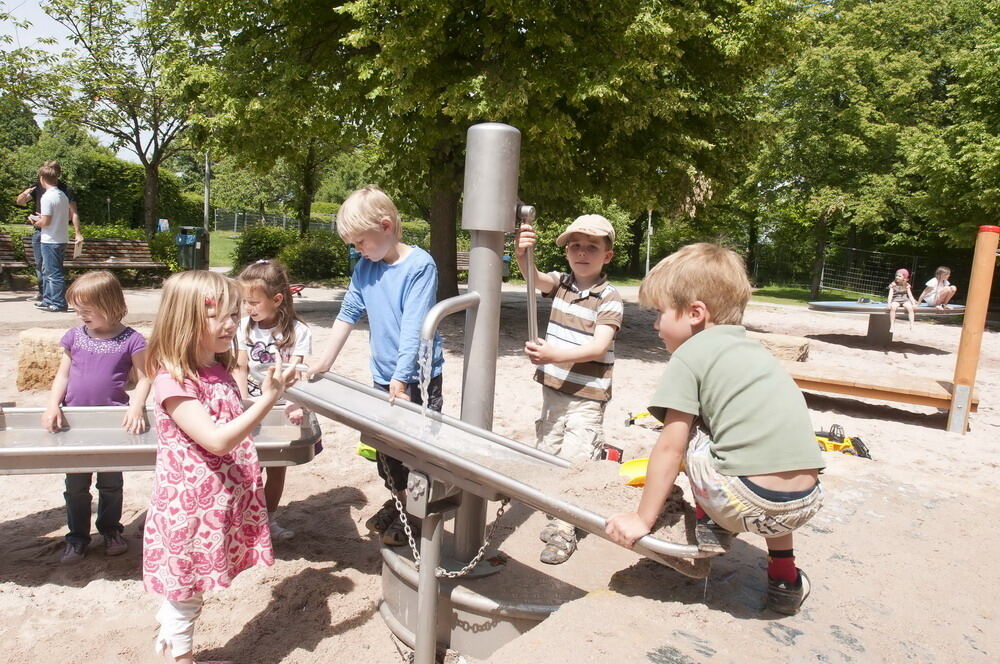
[695,504,707,521]
[767,549,798,584]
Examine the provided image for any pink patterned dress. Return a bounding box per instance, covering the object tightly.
[143,364,273,601]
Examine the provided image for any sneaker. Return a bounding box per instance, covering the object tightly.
[766,568,811,615]
[103,531,129,556]
[539,531,577,565]
[364,498,400,534]
[695,518,732,554]
[34,301,48,308]
[269,519,295,541]
[43,305,68,312]
[382,515,419,547]
[60,541,87,565]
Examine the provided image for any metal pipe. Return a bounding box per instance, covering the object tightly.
[414,511,444,664]
[519,205,539,342]
[420,291,481,342]
[454,123,522,561]
[947,225,1000,433]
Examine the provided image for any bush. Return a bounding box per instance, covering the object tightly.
[277,231,350,280]
[148,231,181,272]
[230,225,300,270]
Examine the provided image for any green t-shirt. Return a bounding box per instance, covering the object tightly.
[648,325,825,476]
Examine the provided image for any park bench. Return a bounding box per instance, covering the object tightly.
[21,236,167,272]
[456,250,511,279]
[0,233,29,288]
[784,360,979,412]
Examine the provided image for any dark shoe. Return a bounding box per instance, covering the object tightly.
[60,541,87,565]
[695,518,732,554]
[364,498,400,534]
[382,515,419,547]
[539,531,577,565]
[34,301,48,308]
[766,568,811,615]
[43,305,68,312]
[103,531,129,556]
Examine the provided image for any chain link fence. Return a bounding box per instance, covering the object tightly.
[820,246,929,298]
[213,209,335,234]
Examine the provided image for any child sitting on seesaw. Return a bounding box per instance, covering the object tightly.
[887,268,918,333]
[918,266,958,310]
[605,243,825,615]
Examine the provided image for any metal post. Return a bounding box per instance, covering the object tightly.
[520,205,539,342]
[454,123,521,561]
[645,208,652,274]
[947,225,1000,433]
[414,511,444,664]
[203,149,211,231]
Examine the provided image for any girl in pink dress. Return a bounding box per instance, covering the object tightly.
[142,270,297,664]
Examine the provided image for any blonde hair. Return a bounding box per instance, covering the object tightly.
[66,271,127,323]
[335,185,402,242]
[146,270,242,382]
[639,243,751,325]
[238,259,302,354]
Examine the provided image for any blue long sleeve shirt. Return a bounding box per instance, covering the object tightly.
[337,246,445,385]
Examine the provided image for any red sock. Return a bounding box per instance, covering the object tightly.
[767,549,798,583]
[695,504,707,520]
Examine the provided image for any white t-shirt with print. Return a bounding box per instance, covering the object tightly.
[923,277,951,305]
[236,317,312,397]
[40,186,70,244]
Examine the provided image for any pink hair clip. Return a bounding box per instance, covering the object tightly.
[204,297,217,307]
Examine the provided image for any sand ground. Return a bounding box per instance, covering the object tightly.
[0,283,997,663]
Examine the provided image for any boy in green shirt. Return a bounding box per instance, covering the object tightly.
[605,243,825,615]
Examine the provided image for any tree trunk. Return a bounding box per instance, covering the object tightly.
[627,211,648,274]
[428,141,463,300]
[296,142,319,236]
[747,216,759,282]
[809,215,830,299]
[142,164,160,236]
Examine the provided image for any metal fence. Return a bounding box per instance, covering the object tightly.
[820,246,929,297]
[213,209,335,234]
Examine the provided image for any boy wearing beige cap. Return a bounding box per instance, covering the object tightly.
[516,214,623,564]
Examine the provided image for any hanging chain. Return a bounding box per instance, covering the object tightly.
[378,453,509,579]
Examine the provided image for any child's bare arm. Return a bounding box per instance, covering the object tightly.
[525,324,616,365]
[42,352,72,432]
[307,319,354,379]
[514,223,558,294]
[123,349,152,434]
[233,349,251,400]
[606,410,693,547]
[166,358,298,456]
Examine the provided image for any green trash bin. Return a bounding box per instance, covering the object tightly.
[176,226,209,270]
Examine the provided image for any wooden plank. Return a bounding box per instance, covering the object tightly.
[784,361,979,412]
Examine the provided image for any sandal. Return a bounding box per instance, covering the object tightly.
[539,532,577,565]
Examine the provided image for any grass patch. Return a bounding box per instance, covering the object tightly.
[209,230,238,268]
[751,285,871,307]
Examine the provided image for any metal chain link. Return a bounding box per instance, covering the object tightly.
[378,453,509,579]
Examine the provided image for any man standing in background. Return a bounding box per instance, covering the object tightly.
[30,163,71,312]
[15,160,83,302]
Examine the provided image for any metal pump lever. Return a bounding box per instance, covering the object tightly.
[517,203,539,342]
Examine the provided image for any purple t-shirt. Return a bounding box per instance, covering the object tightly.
[61,325,147,407]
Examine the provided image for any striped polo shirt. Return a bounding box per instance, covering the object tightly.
[534,272,623,402]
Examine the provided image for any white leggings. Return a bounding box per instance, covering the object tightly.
[154,593,204,658]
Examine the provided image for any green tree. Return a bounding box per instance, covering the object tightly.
[168,0,805,297]
[738,0,996,296]
[2,0,197,234]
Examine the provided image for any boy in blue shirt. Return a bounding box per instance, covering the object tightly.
[309,185,444,546]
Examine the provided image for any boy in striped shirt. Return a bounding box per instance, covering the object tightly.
[516,214,624,564]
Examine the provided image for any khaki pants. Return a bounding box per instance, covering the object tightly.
[535,386,606,463]
[536,387,606,539]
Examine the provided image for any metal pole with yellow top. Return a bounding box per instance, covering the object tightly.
[947,225,999,433]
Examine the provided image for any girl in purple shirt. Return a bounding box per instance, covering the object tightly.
[42,271,151,564]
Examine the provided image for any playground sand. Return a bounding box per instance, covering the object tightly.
[0,285,998,663]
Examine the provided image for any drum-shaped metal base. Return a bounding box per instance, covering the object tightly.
[380,544,570,660]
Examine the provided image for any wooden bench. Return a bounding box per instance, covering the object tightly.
[0,233,29,288]
[22,236,166,271]
[456,250,511,279]
[784,361,979,412]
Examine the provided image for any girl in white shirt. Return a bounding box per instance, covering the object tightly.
[918,266,958,310]
[235,259,314,541]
